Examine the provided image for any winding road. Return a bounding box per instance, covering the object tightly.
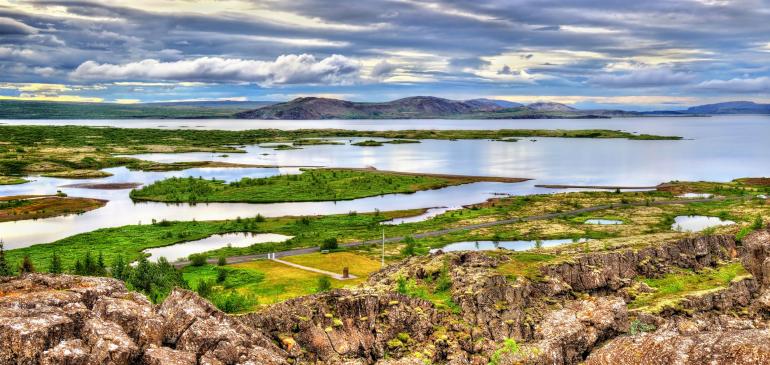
[173,196,723,268]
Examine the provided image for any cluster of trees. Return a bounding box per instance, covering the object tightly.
[0,244,186,304]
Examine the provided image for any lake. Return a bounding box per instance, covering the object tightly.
[2,115,769,249]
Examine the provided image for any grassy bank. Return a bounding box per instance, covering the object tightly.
[0,176,27,185]
[129,168,524,203]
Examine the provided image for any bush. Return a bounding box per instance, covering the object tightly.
[196,279,214,298]
[209,290,258,313]
[435,262,452,292]
[217,256,227,266]
[216,268,228,283]
[316,276,332,292]
[400,236,417,256]
[189,254,208,266]
[321,237,338,250]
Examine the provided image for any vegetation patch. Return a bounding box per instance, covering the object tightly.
[129,168,496,203]
[0,195,106,222]
[628,262,749,313]
[495,252,558,282]
[352,140,384,147]
[41,169,113,179]
[0,175,28,185]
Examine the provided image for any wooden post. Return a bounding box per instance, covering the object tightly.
[342,267,349,279]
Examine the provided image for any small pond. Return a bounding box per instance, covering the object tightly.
[143,232,293,262]
[584,219,623,225]
[671,215,735,232]
[429,238,588,253]
[677,193,714,199]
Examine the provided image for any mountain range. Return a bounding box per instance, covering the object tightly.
[0,98,769,119]
[234,96,626,120]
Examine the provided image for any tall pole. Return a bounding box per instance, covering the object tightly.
[381,229,385,268]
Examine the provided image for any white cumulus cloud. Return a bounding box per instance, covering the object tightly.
[70,54,361,85]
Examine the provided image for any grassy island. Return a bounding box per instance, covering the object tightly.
[0,195,106,222]
[129,168,527,203]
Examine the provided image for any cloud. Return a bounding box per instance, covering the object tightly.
[0,47,44,61]
[590,68,695,88]
[70,54,361,85]
[370,60,399,78]
[0,17,37,35]
[497,65,520,75]
[695,76,770,93]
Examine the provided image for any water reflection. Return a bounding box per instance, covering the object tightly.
[672,215,735,232]
[429,238,588,253]
[584,219,623,225]
[143,232,292,262]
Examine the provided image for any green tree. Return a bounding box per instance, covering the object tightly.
[19,255,35,274]
[0,242,13,277]
[49,252,63,274]
[111,255,129,280]
[321,237,338,250]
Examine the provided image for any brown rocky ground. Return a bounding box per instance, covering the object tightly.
[3,230,770,364]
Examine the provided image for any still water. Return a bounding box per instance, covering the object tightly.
[672,215,736,232]
[429,238,588,253]
[143,232,292,262]
[2,116,769,248]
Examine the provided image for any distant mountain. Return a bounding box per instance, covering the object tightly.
[685,101,770,114]
[526,102,577,112]
[465,98,523,108]
[0,99,267,119]
[235,96,614,120]
[149,100,275,109]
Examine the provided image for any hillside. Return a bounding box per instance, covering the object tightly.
[0,100,268,119]
[685,101,770,114]
[234,96,617,119]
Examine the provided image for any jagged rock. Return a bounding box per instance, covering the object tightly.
[141,346,197,365]
[742,229,770,286]
[543,235,738,292]
[0,274,285,365]
[585,325,770,364]
[93,294,164,348]
[502,297,628,365]
[40,339,91,365]
[242,289,440,363]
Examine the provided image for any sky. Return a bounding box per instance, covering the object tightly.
[1,0,769,110]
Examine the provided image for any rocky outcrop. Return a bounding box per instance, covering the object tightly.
[741,229,770,286]
[585,316,770,364]
[241,289,442,363]
[543,234,738,292]
[0,274,286,365]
